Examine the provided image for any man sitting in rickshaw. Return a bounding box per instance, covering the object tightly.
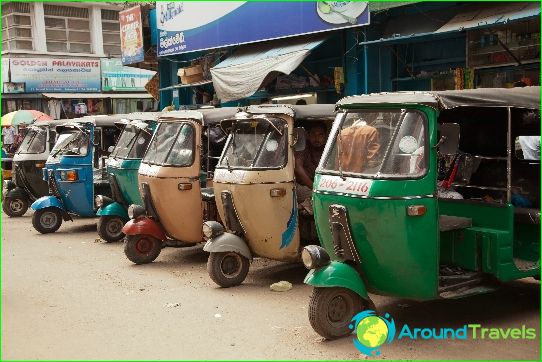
[295,122,327,213]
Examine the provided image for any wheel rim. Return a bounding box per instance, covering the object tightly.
[327,294,353,327]
[220,253,242,278]
[106,218,123,237]
[40,211,58,229]
[135,237,154,255]
[9,199,24,213]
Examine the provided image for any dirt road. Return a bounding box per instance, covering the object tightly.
[2,215,540,360]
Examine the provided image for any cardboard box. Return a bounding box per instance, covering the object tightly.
[178,64,204,84]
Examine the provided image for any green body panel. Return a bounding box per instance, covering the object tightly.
[312,105,440,300]
[96,201,129,220]
[107,158,143,206]
[304,261,369,299]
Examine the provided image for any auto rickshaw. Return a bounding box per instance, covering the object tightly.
[202,104,335,287]
[2,120,65,217]
[122,107,236,264]
[30,115,126,233]
[301,86,541,339]
[94,112,161,242]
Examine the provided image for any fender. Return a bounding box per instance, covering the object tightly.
[122,217,166,241]
[96,201,129,220]
[31,195,65,212]
[5,187,29,200]
[304,261,369,300]
[203,232,253,261]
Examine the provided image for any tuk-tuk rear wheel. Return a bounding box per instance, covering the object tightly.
[207,252,249,288]
[97,216,126,242]
[308,287,364,340]
[124,235,162,264]
[32,207,63,234]
[2,196,29,217]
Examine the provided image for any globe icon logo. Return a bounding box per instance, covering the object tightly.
[356,316,389,348]
[350,311,396,356]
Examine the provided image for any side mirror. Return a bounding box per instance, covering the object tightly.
[293,127,306,152]
[107,146,114,153]
[437,123,460,155]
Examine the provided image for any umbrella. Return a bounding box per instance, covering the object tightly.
[1,110,53,127]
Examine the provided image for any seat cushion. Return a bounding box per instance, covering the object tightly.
[439,215,472,232]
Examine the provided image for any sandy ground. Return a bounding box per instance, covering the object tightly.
[1,214,540,360]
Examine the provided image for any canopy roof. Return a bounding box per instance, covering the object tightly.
[337,86,541,110]
[242,104,336,120]
[158,107,238,125]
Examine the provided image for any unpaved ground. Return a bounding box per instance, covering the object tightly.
[1,214,540,360]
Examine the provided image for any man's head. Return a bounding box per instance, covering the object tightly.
[306,122,327,149]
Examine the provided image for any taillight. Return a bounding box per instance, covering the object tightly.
[407,205,426,216]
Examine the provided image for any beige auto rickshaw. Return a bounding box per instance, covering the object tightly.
[122,108,237,264]
[202,104,335,287]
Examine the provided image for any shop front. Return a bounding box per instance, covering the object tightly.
[155,1,371,108]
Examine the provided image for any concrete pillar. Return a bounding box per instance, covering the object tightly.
[89,6,104,56]
[32,2,47,52]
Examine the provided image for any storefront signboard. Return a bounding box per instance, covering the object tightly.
[101,59,156,91]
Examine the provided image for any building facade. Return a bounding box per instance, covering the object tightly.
[1,1,157,117]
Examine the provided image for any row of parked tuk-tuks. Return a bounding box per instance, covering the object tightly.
[3,86,540,339]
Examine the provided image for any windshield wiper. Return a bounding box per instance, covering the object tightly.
[225,155,232,173]
[336,131,346,181]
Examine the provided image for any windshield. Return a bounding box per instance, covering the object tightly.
[49,130,89,159]
[218,118,287,169]
[17,128,46,154]
[322,110,427,179]
[142,122,194,166]
[110,126,152,159]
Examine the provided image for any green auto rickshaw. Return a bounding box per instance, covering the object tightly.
[95,112,161,242]
[302,86,540,339]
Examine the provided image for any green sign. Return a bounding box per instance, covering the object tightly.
[101,59,156,91]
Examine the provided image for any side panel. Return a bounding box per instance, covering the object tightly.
[107,158,143,206]
[13,160,49,199]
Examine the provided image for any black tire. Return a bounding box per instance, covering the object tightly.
[2,196,29,217]
[97,216,126,242]
[207,252,250,288]
[124,234,162,264]
[308,287,364,340]
[32,207,63,234]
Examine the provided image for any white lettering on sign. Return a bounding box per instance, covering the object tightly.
[317,175,372,196]
[214,169,246,183]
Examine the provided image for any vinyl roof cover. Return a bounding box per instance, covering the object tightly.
[243,104,335,120]
[337,86,541,110]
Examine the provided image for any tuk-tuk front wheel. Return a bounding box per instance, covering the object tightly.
[32,207,63,234]
[98,216,126,242]
[309,287,364,340]
[124,235,162,264]
[207,252,249,288]
[2,196,29,217]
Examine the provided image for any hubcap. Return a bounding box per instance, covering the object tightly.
[135,237,154,254]
[40,211,58,229]
[10,199,24,213]
[106,218,123,236]
[328,295,349,323]
[220,253,242,278]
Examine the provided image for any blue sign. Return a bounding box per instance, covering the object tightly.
[156,1,370,56]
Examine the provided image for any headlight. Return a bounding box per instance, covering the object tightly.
[202,221,224,239]
[301,245,330,270]
[128,204,146,219]
[95,195,104,208]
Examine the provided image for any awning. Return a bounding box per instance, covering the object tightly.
[159,80,213,92]
[359,2,540,46]
[436,2,540,33]
[42,93,153,99]
[210,35,326,103]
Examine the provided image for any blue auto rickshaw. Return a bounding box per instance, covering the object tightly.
[31,115,126,234]
[94,112,160,242]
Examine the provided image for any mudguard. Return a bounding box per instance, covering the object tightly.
[122,216,167,241]
[31,196,65,212]
[203,232,253,261]
[304,261,369,300]
[96,201,128,220]
[5,187,29,200]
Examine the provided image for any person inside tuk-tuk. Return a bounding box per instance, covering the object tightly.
[295,122,327,211]
[337,115,381,174]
